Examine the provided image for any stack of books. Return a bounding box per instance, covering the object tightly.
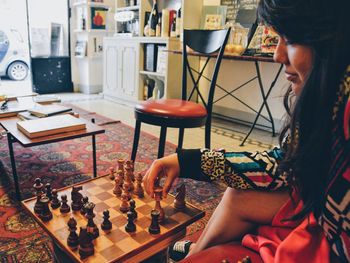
[18,105,72,120]
[17,115,87,139]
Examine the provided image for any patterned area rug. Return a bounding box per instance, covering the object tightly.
[0,108,232,262]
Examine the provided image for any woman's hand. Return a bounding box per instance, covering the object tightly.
[143,153,180,198]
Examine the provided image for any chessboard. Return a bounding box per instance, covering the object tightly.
[21,170,204,262]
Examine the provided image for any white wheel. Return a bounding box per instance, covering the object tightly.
[7,61,28,81]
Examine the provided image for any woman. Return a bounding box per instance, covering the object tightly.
[143,0,350,261]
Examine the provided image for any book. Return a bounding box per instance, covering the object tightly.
[17,111,39,121]
[0,106,26,118]
[33,95,61,105]
[16,115,86,139]
[28,105,72,118]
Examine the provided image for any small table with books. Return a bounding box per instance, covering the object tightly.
[0,115,105,200]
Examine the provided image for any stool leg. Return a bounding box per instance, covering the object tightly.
[205,121,211,149]
[178,128,184,150]
[158,126,167,158]
[131,120,141,162]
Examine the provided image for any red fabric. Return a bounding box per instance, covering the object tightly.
[180,242,263,263]
[242,195,330,263]
[135,99,207,118]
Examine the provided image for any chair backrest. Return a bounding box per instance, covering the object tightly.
[182,29,230,117]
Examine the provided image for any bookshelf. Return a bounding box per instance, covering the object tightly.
[103,0,203,104]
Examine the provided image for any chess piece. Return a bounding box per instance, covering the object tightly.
[135,173,144,198]
[117,159,125,173]
[85,202,99,239]
[80,196,89,216]
[101,210,112,231]
[148,209,161,234]
[129,199,138,220]
[154,187,165,223]
[124,166,134,192]
[109,167,115,180]
[34,178,44,215]
[39,196,53,222]
[113,176,122,197]
[45,183,52,201]
[51,189,61,209]
[174,184,186,210]
[117,169,124,189]
[60,194,71,213]
[119,192,129,213]
[71,185,83,211]
[125,211,136,233]
[242,256,251,263]
[122,183,131,201]
[125,160,135,181]
[78,226,94,258]
[67,217,79,250]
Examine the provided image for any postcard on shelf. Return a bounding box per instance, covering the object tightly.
[90,7,107,29]
[75,40,87,57]
[156,46,167,74]
[28,104,72,118]
[201,6,227,30]
[16,115,86,139]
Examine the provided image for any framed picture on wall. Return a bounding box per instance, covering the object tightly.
[74,40,87,57]
[90,7,107,29]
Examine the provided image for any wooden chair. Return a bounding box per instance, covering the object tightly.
[131,29,230,161]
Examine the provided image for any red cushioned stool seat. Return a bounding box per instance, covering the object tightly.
[135,99,207,118]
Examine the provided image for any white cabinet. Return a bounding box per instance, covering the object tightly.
[103,38,139,104]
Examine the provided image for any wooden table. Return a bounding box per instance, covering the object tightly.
[21,175,205,263]
[0,117,105,200]
[168,49,283,145]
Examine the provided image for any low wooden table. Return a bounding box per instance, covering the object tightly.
[0,117,105,200]
[22,175,205,263]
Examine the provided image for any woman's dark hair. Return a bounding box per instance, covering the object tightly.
[258,0,350,219]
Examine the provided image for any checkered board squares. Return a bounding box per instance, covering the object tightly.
[22,175,204,263]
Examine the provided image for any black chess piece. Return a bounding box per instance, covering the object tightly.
[45,183,52,201]
[125,211,136,233]
[85,202,99,239]
[80,196,89,216]
[51,189,61,209]
[67,217,79,250]
[78,226,94,259]
[148,209,160,234]
[129,199,138,220]
[33,178,44,215]
[101,210,112,231]
[71,185,83,211]
[60,194,71,213]
[39,196,53,222]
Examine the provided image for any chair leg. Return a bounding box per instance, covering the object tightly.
[158,126,167,158]
[131,120,141,162]
[205,121,211,149]
[178,128,184,150]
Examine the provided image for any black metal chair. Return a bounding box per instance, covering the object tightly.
[131,29,230,161]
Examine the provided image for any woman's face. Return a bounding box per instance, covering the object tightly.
[273,36,314,95]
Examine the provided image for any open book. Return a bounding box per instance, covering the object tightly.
[17,115,86,139]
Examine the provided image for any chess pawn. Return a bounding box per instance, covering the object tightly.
[148,209,161,234]
[39,196,53,222]
[119,192,129,213]
[129,199,138,220]
[109,167,115,180]
[117,170,124,188]
[122,183,131,201]
[33,178,44,195]
[45,183,52,201]
[113,176,122,197]
[67,217,79,250]
[125,211,136,233]
[78,226,94,259]
[135,173,144,198]
[51,189,61,209]
[60,194,71,213]
[154,188,165,223]
[101,210,112,231]
[85,202,99,239]
[80,196,89,216]
[174,184,186,210]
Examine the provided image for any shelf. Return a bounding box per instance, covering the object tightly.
[139,71,165,78]
[73,1,110,8]
[74,29,112,33]
[115,5,140,12]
